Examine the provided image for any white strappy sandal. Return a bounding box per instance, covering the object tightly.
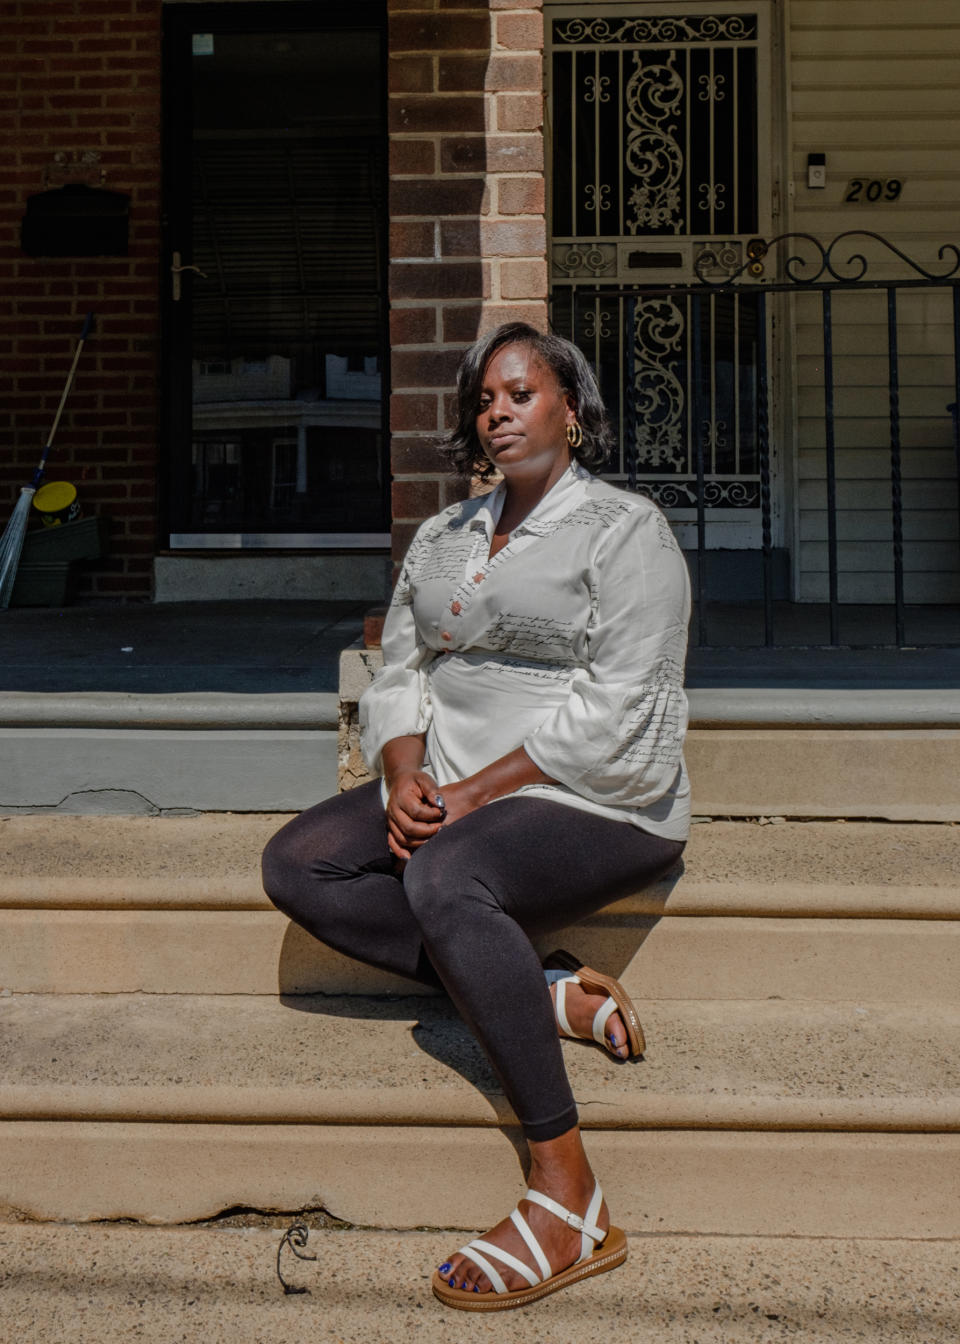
[431,1181,627,1311]
[548,949,646,1058]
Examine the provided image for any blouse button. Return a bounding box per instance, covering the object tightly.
[450,601,461,615]
[473,572,485,583]
[440,631,452,641]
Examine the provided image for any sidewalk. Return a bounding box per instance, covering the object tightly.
[2,1221,958,1344]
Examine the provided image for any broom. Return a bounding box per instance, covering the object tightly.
[0,311,95,610]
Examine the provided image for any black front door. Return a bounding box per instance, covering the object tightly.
[161,1,388,548]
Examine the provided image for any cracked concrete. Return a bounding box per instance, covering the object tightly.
[0,789,165,816]
[0,726,338,813]
[2,1222,959,1343]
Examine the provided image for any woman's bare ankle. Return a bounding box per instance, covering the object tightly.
[527,1129,600,1206]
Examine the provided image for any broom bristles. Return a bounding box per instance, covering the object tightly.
[0,487,37,611]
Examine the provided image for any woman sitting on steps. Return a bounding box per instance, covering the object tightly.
[262,321,691,1311]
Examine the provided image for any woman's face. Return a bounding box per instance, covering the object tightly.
[475,343,576,487]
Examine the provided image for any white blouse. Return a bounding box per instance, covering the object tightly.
[359,462,691,841]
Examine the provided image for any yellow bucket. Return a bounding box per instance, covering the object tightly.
[33,480,81,528]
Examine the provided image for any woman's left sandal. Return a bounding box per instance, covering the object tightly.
[431,1181,627,1311]
[546,949,646,1058]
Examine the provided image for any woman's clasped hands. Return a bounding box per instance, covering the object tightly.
[383,737,553,864]
[385,769,480,863]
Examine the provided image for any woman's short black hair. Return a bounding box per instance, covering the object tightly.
[440,322,616,480]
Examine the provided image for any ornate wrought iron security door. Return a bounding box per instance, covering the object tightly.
[548,5,774,537]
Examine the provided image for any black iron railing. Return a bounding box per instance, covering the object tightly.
[552,232,960,648]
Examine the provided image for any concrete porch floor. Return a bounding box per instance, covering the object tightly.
[0,599,958,694]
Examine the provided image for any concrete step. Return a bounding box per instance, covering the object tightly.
[685,726,960,821]
[2,1221,959,1343]
[4,813,960,912]
[3,683,960,817]
[6,907,960,1000]
[685,685,960,823]
[1,992,959,1234]
[2,816,958,1000]
[2,815,958,998]
[0,693,338,814]
[3,992,957,1130]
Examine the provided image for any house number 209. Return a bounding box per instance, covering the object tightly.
[845,179,903,203]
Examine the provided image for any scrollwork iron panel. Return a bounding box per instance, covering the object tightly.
[624,49,685,235]
[632,294,686,470]
[551,16,759,240]
[550,9,764,510]
[552,286,762,507]
[553,15,758,44]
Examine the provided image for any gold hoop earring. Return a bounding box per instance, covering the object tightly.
[566,421,583,449]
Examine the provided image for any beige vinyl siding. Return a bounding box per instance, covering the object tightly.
[788,0,960,602]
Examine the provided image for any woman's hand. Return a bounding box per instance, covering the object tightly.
[386,776,484,864]
[427,749,556,834]
[429,779,482,827]
[385,769,445,861]
[381,740,555,863]
[382,735,443,861]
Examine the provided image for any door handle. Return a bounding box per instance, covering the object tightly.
[171,250,208,301]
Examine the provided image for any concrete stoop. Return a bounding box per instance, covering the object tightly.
[0,693,339,814]
[1,991,959,1236]
[1,814,958,999]
[1,813,958,1238]
[2,1223,959,1344]
[3,685,960,818]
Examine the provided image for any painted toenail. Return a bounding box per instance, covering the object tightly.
[438,1262,451,1274]
[473,1284,480,1292]
[448,1276,457,1287]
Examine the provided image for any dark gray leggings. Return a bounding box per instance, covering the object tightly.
[261,780,684,1142]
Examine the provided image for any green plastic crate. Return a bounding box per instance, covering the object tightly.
[10,560,80,608]
[21,514,110,563]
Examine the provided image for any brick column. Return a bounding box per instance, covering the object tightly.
[387,0,546,566]
[3,0,161,600]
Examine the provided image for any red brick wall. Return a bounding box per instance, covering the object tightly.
[387,0,547,565]
[3,1,546,600]
[2,0,161,600]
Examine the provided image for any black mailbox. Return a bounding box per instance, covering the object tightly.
[21,183,130,257]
